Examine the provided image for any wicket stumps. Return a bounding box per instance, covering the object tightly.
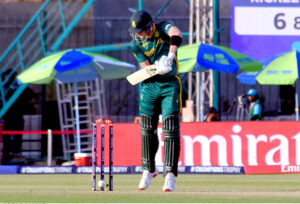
[92,118,113,191]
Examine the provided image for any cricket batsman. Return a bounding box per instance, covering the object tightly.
[128,10,182,192]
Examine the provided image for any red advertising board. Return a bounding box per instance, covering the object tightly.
[97,121,300,174]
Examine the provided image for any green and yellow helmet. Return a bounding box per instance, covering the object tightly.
[128,10,153,33]
[128,10,153,43]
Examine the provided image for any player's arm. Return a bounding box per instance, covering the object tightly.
[139,60,152,69]
[129,43,154,69]
[139,59,170,75]
[168,26,182,55]
[162,24,182,65]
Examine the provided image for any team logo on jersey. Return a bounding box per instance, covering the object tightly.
[154,31,159,38]
[141,42,149,48]
[131,21,136,28]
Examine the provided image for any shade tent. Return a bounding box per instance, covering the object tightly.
[237,51,300,120]
[18,49,135,84]
[177,43,263,121]
[17,49,135,152]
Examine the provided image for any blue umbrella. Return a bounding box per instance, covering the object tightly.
[18,49,135,84]
[237,51,300,120]
[237,53,285,85]
[18,49,136,152]
[179,43,263,121]
[178,43,263,74]
[196,43,263,73]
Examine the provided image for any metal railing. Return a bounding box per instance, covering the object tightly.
[0,0,95,119]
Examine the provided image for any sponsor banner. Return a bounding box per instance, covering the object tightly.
[4,121,298,175]
[96,123,141,166]
[75,166,130,174]
[19,166,73,174]
[131,165,243,174]
[178,122,300,167]
[0,165,18,174]
[245,165,300,174]
[97,122,300,174]
[188,166,244,174]
[15,166,243,174]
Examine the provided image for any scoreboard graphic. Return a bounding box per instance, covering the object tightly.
[231,0,300,60]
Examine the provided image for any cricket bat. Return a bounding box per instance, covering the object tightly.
[126,65,158,85]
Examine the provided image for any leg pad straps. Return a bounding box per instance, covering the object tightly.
[162,115,180,176]
[141,114,159,172]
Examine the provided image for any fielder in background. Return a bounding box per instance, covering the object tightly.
[247,88,263,121]
[128,10,182,192]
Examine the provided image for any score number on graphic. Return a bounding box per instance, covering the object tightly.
[234,7,300,36]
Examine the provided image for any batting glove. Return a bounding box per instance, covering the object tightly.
[155,56,172,75]
[159,53,175,68]
[166,52,175,65]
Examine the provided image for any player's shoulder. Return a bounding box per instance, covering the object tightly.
[157,21,173,31]
[129,39,138,46]
[129,39,140,50]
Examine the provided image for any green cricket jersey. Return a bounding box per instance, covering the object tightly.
[129,22,179,79]
[130,21,182,118]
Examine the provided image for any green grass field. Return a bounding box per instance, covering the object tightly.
[0,174,300,203]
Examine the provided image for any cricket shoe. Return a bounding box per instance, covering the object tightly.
[138,169,158,190]
[163,172,176,192]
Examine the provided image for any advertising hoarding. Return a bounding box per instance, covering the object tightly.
[97,122,300,174]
